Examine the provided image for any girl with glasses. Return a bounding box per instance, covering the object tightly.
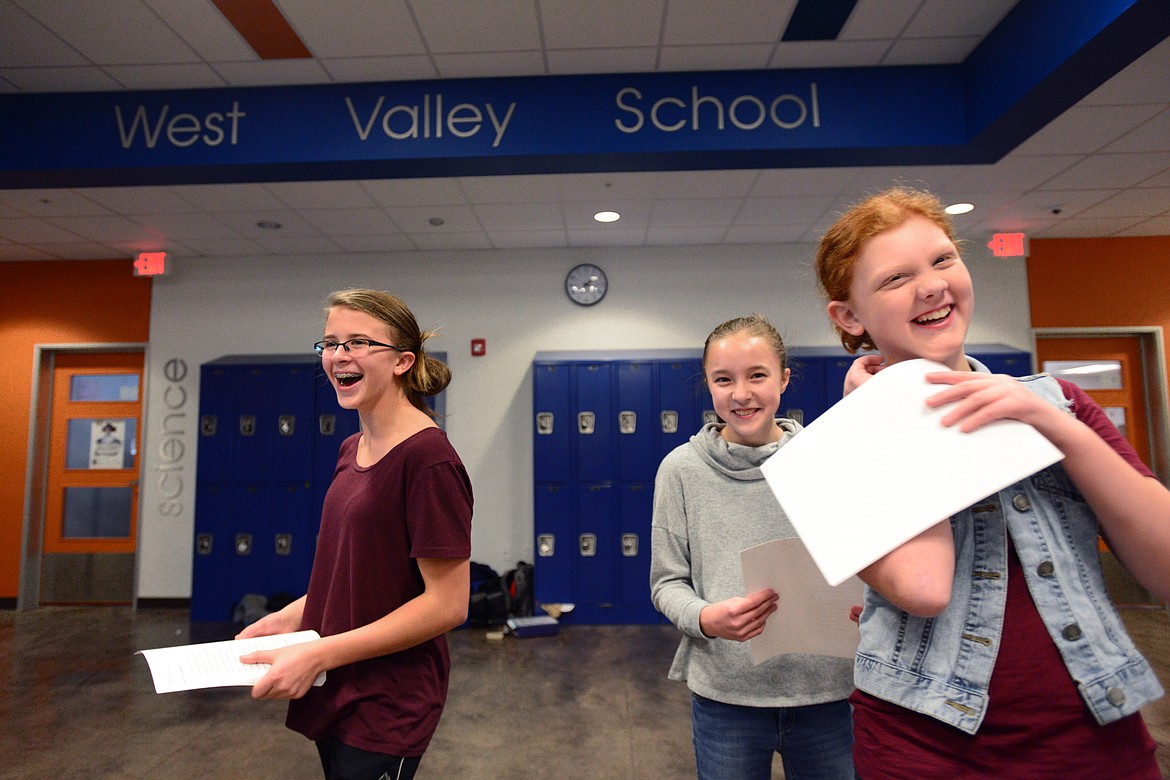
[237,288,473,780]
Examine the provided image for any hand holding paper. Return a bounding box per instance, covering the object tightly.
[137,630,326,694]
[760,359,1064,586]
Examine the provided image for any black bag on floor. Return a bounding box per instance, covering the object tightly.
[468,561,509,627]
[503,561,534,618]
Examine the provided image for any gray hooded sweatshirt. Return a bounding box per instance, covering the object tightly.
[650,420,854,707]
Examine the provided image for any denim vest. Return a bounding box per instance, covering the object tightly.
[853,360,1165,734]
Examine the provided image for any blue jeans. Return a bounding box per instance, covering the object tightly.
[691,693,854,780]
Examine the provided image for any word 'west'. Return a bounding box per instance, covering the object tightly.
[115,102,245,148]
[345,95,517,147]
[614,83,820,133]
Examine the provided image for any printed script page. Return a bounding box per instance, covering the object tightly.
[137,630,326,693]
[742,537,865,664]
[760,358,1064,586]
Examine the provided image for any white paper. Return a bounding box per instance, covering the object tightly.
[741,537,864,663]
[137,630,326,694]
[761,358,1064,586]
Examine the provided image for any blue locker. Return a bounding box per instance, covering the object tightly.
[190,481,232,621]
[574,481,617,619]
[269,481,315,597]
[228,482,273,604]
[969,344,1033,376]
[783,349,827,425]
[618,482,655,617]
[615,361,656,482]
[534,482,574,606]
[657,358,704,460]
[575,362,616,482]
[232,365,274,483]
[196,364,235,483]
[270,364,315,482]
[533,362,573,483]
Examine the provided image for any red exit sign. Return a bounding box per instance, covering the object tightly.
[987,233,1028,258]
[134,251,168,276]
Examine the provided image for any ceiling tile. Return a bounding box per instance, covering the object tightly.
[16,0,198,65]
[662,0,793,46]
[412,0,541,53]
[0,3,88,67]
[432,51,546,79]
[277,0,425,58]
[541,0,664,50]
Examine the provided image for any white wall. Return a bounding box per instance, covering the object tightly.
[136,240,1031,597]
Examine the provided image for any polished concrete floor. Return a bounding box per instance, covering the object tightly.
[1,606,1168,779]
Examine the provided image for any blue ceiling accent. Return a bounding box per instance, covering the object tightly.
[0,0,1165,189]
[782,0,860,42]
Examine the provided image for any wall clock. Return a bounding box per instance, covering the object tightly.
[565,263,608,306]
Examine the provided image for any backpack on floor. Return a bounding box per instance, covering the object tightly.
[467,561,509,627]
[502,561,534,618]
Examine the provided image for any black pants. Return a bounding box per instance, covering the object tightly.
[315,737,422,780]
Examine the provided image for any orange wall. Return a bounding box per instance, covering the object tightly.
[1027,236,1170,385]
[0,260,152,599]
[1028,236,1170,326]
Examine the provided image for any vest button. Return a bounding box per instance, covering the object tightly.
[1106,687,1127,706]
[1012,494,1031,512]
[1062,624,1083,641]
[1037,561,1055,577]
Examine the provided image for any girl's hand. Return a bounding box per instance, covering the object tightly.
[235,607,299,640]
[848,605,862,624]
[843,354,885,396]
[698,589,778,642]
[241,641,324,700]
[924,371,1064,434]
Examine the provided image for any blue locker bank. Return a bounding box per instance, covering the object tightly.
[531,344,1031,625]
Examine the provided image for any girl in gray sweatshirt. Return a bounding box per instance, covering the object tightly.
[650,314,854,780]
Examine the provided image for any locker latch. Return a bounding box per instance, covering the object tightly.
[201,415,217,436]
[235,533,252,555]
[621,533,639,557]
[274,533,292,555]
[537,533,555,557]
[787,409,805,425]
[536,412,554,435]
[619,411,636,434]
[239,415,256,436]
[702,410,719,426]
[196,533,213,555]
[579,533,597,556]
[319,414,336,435]
[278,415,295,436]
[660,410,678,434]
[578,411,596,434]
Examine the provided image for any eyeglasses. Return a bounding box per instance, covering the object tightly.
[313,338,408,357]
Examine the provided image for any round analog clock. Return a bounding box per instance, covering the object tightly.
[565,263,608,306]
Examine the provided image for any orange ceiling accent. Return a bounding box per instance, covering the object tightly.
[211,0,311,60]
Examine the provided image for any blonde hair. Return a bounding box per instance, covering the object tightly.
[815,187,958,353]
[325,289,451,418]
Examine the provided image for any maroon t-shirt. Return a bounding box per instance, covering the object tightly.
[286,428,473,756]
[852,379,1159,778]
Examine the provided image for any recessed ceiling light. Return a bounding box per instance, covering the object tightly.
[256,220,282,230]
[594,210,620,223]
[944,202,975,215]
